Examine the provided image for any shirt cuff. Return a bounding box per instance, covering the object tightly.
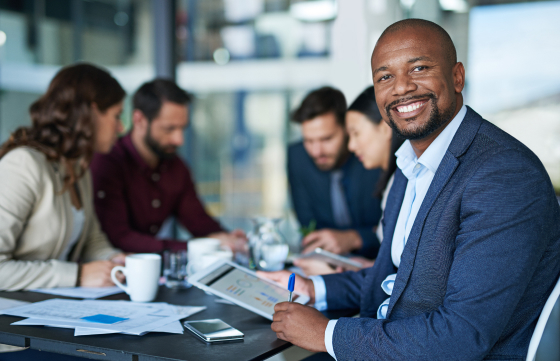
[309,275,327,311]
[325,319,338,360]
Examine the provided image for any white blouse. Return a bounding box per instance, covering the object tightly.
[58,206,85,261]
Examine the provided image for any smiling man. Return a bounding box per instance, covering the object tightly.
[262,19,560,360]
[288,87,383,259]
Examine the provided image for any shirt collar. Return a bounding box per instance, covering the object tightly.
[396,104,467,176]
[122,133,153,172]
[122,133,175,173]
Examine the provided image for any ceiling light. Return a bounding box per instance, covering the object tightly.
[290,0,337,22]
[439,0,468,13]
[0,31,6,47]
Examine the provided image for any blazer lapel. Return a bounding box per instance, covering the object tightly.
[383,169,407,243]
[386,107,484,317]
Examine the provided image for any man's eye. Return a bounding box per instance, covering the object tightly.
[413,66,427,72]
[378,75,391,82]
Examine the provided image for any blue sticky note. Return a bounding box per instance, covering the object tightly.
[81,314,128,324]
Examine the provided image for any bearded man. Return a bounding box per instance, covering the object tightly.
[288,86,383,259]
[262,19,560,361]
[91,79,245,253]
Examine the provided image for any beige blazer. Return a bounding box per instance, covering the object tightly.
[0,147,119,291]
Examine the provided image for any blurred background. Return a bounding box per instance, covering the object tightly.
[0,1,559,357]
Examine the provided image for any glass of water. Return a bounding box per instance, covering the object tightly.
[163,250,189,289]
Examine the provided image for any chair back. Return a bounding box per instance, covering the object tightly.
[526,275,560,361]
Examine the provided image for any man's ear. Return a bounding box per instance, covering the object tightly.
[453,62,466,94]
[132,110,148,133]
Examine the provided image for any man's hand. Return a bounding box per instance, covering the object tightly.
[79,260,118,287]
[209,230,248,254]
[302,229,362,255]
[257,270,316,304]
[272,302,329,353]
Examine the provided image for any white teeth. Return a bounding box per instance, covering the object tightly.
[397,102,423,113]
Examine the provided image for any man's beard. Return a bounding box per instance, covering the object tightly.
[385,93,455,140]
[145,128,177,160]
[313,137,350,171]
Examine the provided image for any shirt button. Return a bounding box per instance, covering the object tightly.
[152,199,161,208]
[414,164,421,171]
[152,173,160,182]
[97,191,106,199]
[150,225,158,234]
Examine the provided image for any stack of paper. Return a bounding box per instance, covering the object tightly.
[1,299,205,336]
[30,286,124,299]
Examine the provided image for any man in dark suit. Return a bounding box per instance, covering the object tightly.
[262,19,560,360]
[289,87,382,259]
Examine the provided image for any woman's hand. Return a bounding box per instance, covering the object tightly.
[293,258,338,276]
[79,260,118,287]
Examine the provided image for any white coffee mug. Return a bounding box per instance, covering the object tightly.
[187,238,221,262]
[187,249,233,276]
[111,254,161,302]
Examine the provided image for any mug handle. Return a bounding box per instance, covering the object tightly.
[111,266,129,294]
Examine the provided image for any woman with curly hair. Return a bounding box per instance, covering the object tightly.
[0,63,127,292]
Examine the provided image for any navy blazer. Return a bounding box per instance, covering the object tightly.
[322,107,560,360]
[288,142,382,258]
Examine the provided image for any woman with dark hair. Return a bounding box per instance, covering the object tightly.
[0,63,127,292]
[347,86,404,237]
[294,86,403,275]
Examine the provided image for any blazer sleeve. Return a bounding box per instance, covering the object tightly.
[322,268,371,310]
[355,226,380,259]
[287,146,314,228]
[0,149,78,290]
[331,149,560,360]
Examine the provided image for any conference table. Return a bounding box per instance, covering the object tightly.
[0,286,286,361]
[0,285,351,361]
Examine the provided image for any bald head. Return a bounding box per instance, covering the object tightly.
[370,18,465,152]
[377,19,457,67]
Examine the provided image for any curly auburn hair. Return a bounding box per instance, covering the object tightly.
[0,63,125,190]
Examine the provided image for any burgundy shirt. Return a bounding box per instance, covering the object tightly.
[90,134,224,253]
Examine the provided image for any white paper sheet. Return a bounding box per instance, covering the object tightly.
[3,299,154,324]
[30,287,124,299]
[8,300,206,337]
[0,297,30,311]
[73,320,185,336]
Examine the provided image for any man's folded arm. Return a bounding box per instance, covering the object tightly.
[329,149,560,360]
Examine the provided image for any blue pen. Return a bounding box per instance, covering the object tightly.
[288,273,295,302]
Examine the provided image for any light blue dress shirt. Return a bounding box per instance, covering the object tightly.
[313,105,467,360]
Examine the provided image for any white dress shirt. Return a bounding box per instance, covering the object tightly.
[313,105,467,360]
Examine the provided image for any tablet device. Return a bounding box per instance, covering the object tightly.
[188,260,310,320]
[183,319,244,343]
[296,248,363,271]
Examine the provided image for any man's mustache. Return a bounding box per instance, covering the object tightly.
[385,93,436,115]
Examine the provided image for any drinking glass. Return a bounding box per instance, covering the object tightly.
[163,250,189,289]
